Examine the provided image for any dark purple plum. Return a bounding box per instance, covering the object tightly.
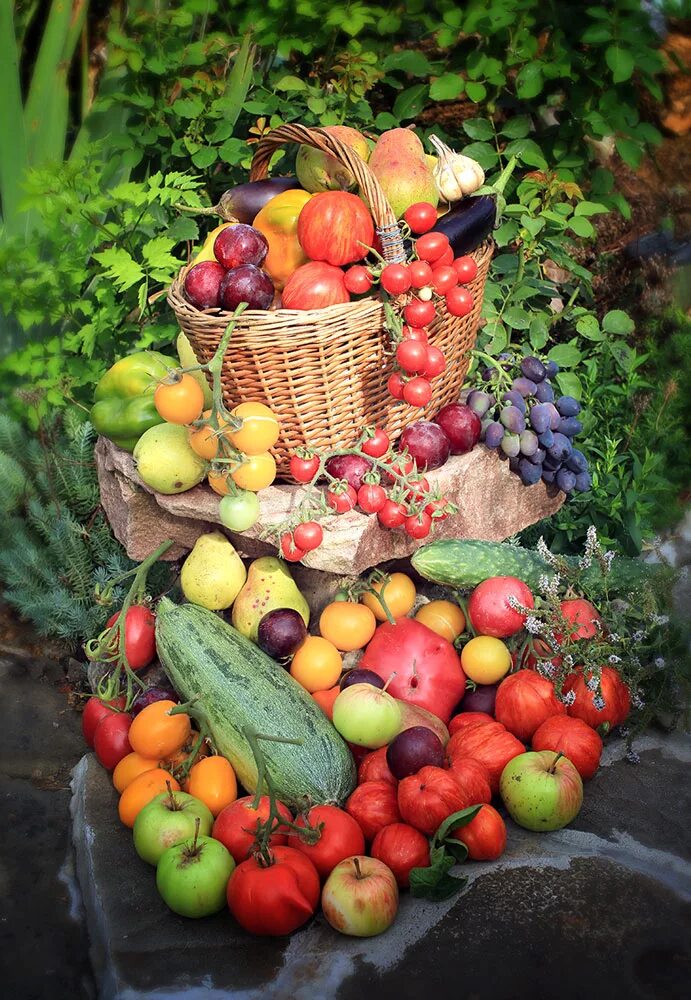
[520,356,547,382]
[219,264,274,311]
[556,468,577,493]
[484,421,504,449]
[399,421,451,471]
[183,261,225,310]
[132,685,179,716]
[458,682,498,716]
[434,403,481,455]
[325,454,372,491]
[214,223,268,268]
[340,669,385,691]
[386,726,444,779]
[257,608,307,661]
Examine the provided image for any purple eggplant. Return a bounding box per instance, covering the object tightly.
[432,195,496,255]
[215,177,300,224]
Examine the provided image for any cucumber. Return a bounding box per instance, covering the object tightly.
[411,539,656,595]
[155,598,356,808]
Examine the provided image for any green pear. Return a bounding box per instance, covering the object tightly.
[176,331,213,408]
[368,128,438,218]
[231,556,310,641]
[180,532,247,610]
[133,423,208,494]
[296,125,370,192]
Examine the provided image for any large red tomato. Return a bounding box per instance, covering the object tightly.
[467,577,535,638]
[105,605,156,670]
[446,719,524,794]
[557,599,601,641]
[359,619,466,723]
[297,191,375,266]
[563,666,631,730]
[294,805,365,879]
[449,712,495,737]
[531,715,603,780]
[371,823,431,888]
[445,755,492,808]
[358,747,398,788]
[93,712,133,770]
[212,795,293,863]
[227,845,320,936]
[397,765,466,836]
[345,780,400,841]
[282,261,350,310]
[452,803,507,861]
[494,671,566,742]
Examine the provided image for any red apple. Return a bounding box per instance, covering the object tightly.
[500,750,583,831]
[452,803,507,861]
[321,855,399,936]
[494,670,566,742]
[531,715,603,780]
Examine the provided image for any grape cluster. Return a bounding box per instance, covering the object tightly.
[468,355,591,494]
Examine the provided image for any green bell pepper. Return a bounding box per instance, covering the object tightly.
[91,351,176,451]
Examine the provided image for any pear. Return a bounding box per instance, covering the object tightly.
[368,128,438,219]
[231,556,310,641]
[296,126,370,193]
[176,331,213,409]
[180,532,247,611]
[133,423,208,494]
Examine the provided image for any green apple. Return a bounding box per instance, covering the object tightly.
[322,856,398,937]
[134,789,214,866]
[332,683,402,748]
[156,825,235,918]
[500,750,583,832]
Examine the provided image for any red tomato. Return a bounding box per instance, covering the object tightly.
[452,804,506,861]
[405,476,430,501]
[532,715,603,780]
[494,670,566,742]
[293,521,323,552]
[344,265,373,294]
[396,339,428,375]
[467,576,535,638]
[326,485,357,513]
[358,747,398,788]
[227,845,320,935]
[282,261,349,310]
[289,454,320,483]
[105,605,156,671]
[431,265,458,294]
[294,805,365,879]
[397,765,466,836]
[361,428,390,458]
[404,299,436,328]
[445,756,492,808]
[377,499,406,529]
[403,376,432,407]
[82,696,126,748]
[371,823,430,888]
[445,286,473,317]
[415,232,450,263]
[408,260,434,288]
[405,512,432,539]
[212,794,293,863]
[345,780,401,841]
[387,372,405,399]
[93,712,133,770]
[558,599,601,641]
[380,264,411,295]
[357,483,387,514]
[563,666,631,731]
[404,202,438,234]
[280,532,305,562]
[448,712,495,737]
[297,191,374,266]
[446,719,524,794]
[437,245,454,267]
[401,325,428,342]
[453,256,478,283]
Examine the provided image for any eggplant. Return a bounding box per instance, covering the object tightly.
[432,195,496,256]
[216,177,300,224]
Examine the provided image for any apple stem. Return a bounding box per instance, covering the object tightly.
[353,857,364,880]
[165,780,179,811]
[191,815,201,853]
[382,672,397,693]
[548,750,565,774]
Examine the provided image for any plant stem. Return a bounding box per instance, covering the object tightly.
[547,750,565,773]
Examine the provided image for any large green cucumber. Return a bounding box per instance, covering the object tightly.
[155,598,356,808]
[411,539,656,595]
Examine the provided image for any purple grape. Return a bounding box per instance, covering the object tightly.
[575,471,592,491]
[500,405,526,434]
[556,396,581,417]
[519,429,539,456]
[534,380,554,403]
[340,669,385,691]
[386,726,444,779]
[542,468,557,484]
[530,403,551,434]
[509,455,520,472]
[548,433,573,462]
[558,416,583,437]
[521,356,547,382]
[132,685,179,716]
[544,360,559,378]
[543,454,561,471]
[484,421,504,448]
[529,446,546,465]
[501,390,526,414]
[519,458,542,485]
[512,376,538,398]
[501,432,521,458]
[566,449,588,474]
[538,429,554,449]
[467,390,493,417]
[556,468,577,493]
[546,402,561,430]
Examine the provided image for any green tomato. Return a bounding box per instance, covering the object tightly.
[156,834,235,918]
[218,490,260,532]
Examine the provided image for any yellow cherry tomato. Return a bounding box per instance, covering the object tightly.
[290,636,343,693]
[415,600,466,643]
[319,601,377,652]
[231,451,277,492]
[208,470,233,495]
[361,572,417,622]
[189,409,229,461]
[227,402,280,456]
[185,756,238,817]
[154,374,204,425]
[461,636,512,684]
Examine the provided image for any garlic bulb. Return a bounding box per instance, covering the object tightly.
[429,134,485,202]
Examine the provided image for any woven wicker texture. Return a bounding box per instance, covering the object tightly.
[167,126,494,477]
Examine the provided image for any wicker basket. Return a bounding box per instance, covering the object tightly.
[167,123,493,476]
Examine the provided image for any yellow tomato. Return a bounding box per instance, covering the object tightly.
[227,402,280,455]
[154,374,204,425]
[290,636,343,693]
[208,470,233,495]
[186,756,237,817]
[461,636,512,684]
[415,600,466,643]
[361,572,416,622]
[189,410,230,461]
[231,452,277,492]
[319,601,377,652]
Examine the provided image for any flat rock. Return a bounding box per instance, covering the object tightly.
[95,437,563,574]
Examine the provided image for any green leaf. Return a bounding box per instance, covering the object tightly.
[435,805,482,843]
[503,138,548,169]
[581,23,612,44]
[504,306,531,330]
[529,315,549,350]
[555,371,582,399]
[500,116,532,139]
[172,97,204,118]
[166,217,199,243]
[576,314,602,339]
[374,111,399,130]
[602,309,635,335]
[93,248,144,291]
[461,142,499,171]
[615,136,643,170]
[568,216,595,238]
[219,137,246,164]
[382,51,432,76]
[574,201,608,217]
[274,75,306,91]
[429,73,465,101]
[409,852,467,902]
[548,343,582,368]
[609,340,636,372]
[465,81,487,103]
[462,118,495,141]
[141,237,178,274]
[515,62,544,99]
[393,84,429,121]
[606,45,634,83]
[483,318,509,354]
[191,146,218,168]
[307,96,326,115]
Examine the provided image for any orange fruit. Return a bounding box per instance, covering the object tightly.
[290,636,342,693]
[118,768,180,828]
[128,700,191,759]
[186,756,238,817]
[112,751,159,793]
[312,685,340,721]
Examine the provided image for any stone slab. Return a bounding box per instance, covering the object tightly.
[95,437,564,573]
[71,730,691,1000]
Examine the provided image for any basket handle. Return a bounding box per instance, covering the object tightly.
[249,123,407,263]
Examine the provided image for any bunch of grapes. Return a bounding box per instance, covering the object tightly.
[468,355,591,494]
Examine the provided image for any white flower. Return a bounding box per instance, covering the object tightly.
[603,551,615,571]
[655,657,665,670]
[537,537,559,567]
[593,695,606,711]
[626,749,640,765]
[632,631,645,643]
[652,614,669,627]
[587,675,599,692]
[632,693,645,709]
[539,662,556,678]
[608,654,621,664]
[608,632,620,642]
[564,654,574,668]
[562,690,576,706]
[525,616,543,634]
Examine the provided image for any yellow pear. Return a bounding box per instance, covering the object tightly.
[181,532,247,611]
[231,556,310,641]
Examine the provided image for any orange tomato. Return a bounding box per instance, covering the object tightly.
[161,730,208,774]
[415,600,466,643]
[290,636,342,693]
[361,572,416,621]
[154,373,204,425]
[319,601,377,652]
[186,756,238,817]
[227,403,280,455]
[112,751,159,793]
[208,470,233,495]
[118,768,180,828]
[230,452,277,492]
[312,685,340,721]
[128,700,191,759]
[189,410,229,460]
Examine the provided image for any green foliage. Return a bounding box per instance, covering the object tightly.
[0,412,172,647]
